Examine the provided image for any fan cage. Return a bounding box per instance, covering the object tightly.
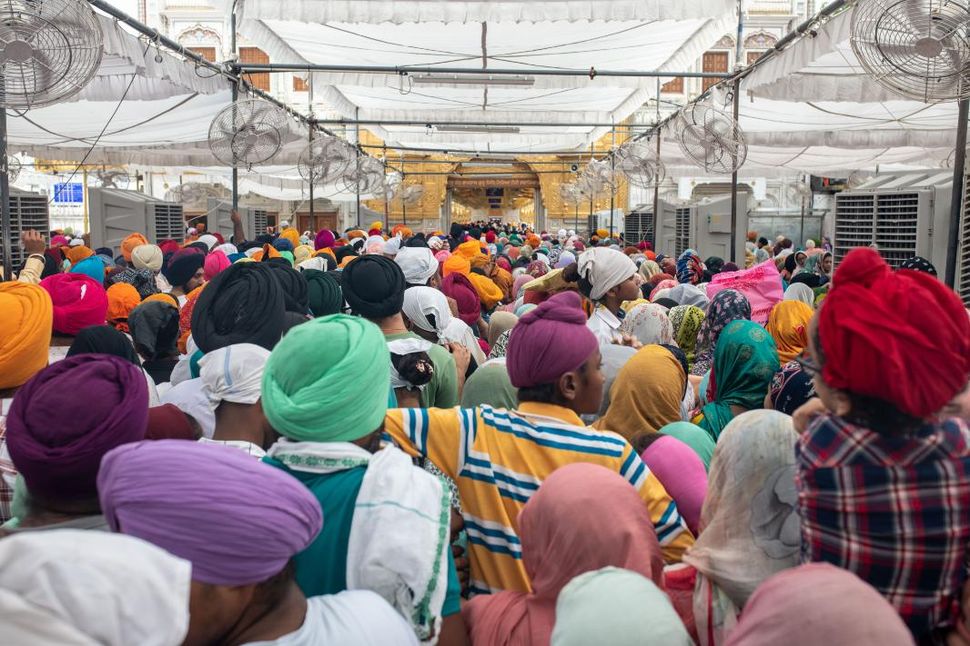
[675,103,747,174]
[209,99,291,167]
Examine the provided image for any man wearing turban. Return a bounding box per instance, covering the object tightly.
[98,440,416,644]
[162,248,205,306]
[383,291,694,594]
[191,262,286,353]
[260,315,465,643]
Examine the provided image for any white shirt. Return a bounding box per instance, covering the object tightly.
[586,306,623,344]
[242,591,418,646]
[197,438,267,459]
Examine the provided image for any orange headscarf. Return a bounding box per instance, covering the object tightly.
[106,283,141,333]
[121,233,148,262]
[0,282,53,389]
[490,266,514,302]
[177,283,206,354]
[442,255,471,277]
[66,245,95,265]
[468,273,504,310]
[766,300,814,364]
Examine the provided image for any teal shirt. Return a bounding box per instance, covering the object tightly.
[265,459,461,616]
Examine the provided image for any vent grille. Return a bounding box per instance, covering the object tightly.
[253,209,268,237]
[153,203,185,242]
[834,193,875,266]
[874,193,919,268]
[624,210,654,244]
[675,207,691,257]
[961,174,970,305]
[1,191,50,271]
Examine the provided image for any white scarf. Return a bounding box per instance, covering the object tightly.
[267,439,451,644]
[577,248,637,301]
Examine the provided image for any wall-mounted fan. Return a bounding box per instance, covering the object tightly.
[298,136,355,185]
[164,182,228,204]
[559,182,582,208]
[97,169,130,189]
[340,156,386,195]
[208,99,291,168]
[582,159,617,193]
[851,0,970,103]
[615,140,666,188]
[675,101,747,174]
[0,0,104,109]
[4,156,21,182]
[399,184,424,206]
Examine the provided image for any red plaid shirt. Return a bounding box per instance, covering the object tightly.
[796,414,970,638]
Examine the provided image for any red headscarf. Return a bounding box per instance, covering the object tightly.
[818,248,970,418]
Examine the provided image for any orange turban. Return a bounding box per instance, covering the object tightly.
[317,248,336,260]
[0,282,53,389]
[106,283,141,333]
[468,273,504,310]
[143,293,180,310]
[66,245,95,265]
[457,240,484,260]
[253,244,281,262]
[121,233,148,262]
[442,255,471,277]
[280,228,301,249]
[177,284,206,354]
[526,234,541,248]
[766,300,814,364]
[347,230,366,241]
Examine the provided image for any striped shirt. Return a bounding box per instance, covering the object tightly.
[385,401,694,594]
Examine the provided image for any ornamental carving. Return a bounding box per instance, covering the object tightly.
[744,31,778,48]
[714,34,736,49]
[176,24,222,48]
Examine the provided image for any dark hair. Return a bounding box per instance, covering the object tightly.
[517,381,559,404]
[631,431,665,455]
[561,262,595,300]
[391,351,435,388]
[758,237,769,246]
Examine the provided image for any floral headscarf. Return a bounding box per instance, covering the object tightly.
[676,249,703,285]
[669,305,705,369]
[691,289,751,376]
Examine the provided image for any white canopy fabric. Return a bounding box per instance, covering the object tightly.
[238,0,736,151]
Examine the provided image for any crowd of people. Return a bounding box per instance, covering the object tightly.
[0,213,967,645]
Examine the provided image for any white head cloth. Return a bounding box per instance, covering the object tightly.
[783,283,816,307]
[619,303,675,346]
[577,248,637,301]
[387,337,435,390]
[428,236,444,251]
[198,343,271,411]
[383,236,402,257]
[160,378,216,438]
[396,247,439,285]
[402,286,452,338]
[215,243,238,256]
[0,530,191,646]
[298,256,328,272]
[131,244,163,272]
[197,234,218,251]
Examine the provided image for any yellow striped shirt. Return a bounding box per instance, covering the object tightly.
[385,402,694,594]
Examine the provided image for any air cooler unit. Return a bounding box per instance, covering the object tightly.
[624,209,654,245]
[833,172,951,271]
[693,192,750,263]
[206,200,270,244]
[87,188,184,251]
[1,188,50,274]
[655,201,690,257]
[958,174,970,306]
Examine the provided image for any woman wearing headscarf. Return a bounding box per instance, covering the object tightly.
[676,249,703,285]
[669,305,705,370]
[614,303,672,348]
[596,345,685,441]
[694,321,780,441]
[659,421,715,471]
[782,282,815,307]
[724,564,914,646]
[765,361,817,416]
[462,463,665,646]
[640,435,707,535]
[666,283,709,311]
[681,410,800,646]
[765,300,813,364]
[690,290,751,377]
[487,311,518,349]
[638,259,662,282]
[562,248,639,344]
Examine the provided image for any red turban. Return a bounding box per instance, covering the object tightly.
[818,248,970,418]
[441,273,481,326]
[40,273,108,336]
[506,291,598,388]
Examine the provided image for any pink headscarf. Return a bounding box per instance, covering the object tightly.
[440,273,480,326]
[641,436,707,535]
[650,279,677,301]
[512,274,531,300]
[462,463,664,646]
[203,250,230,281]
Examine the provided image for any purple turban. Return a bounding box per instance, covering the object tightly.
[98,440,323,586]
[314,229,336,250]
[6,355,148,502]
[506,291,598,388]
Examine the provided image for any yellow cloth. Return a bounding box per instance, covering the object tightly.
[489,266,514,302]
[66,246,94,265]
[468,273,503,310]
[442,255,470,277]
[595,345,686,440]
[0,282,53,389]
[106,283,141,333]
[385,401,694,593]
[457,240,485,260]
[370,220,383,232]
[522,268,573,296]
[621,297,650,314]
[280,228,301,249]
[347,230,366,240]
[766,300,814,364]
[143,293,180,310]
[596,228,609,238]
[294,245,313,265]
[121,233,148,262]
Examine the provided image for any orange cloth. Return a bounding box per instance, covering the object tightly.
[66,246,94,265]
[143,293,180,310]
[253,244,281,262]
[106,283,141,333]
[317,248,336,260]
[442,255,471,277]
[490,266,514,302]
[280,228,301,249]
[121,233,148,262]
[468,273,504,310]
[526,234,541,248]
[458,240,484,260]
[347,230,366,240]
[0,282,53,389]
[177,284,206,354]
[766,300,814,364]
[595,345,686,440]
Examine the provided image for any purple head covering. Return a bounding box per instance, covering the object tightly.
[314,229,336,250]
[97,440,323,586]
[6,354,148,502]
[506,291,598,388]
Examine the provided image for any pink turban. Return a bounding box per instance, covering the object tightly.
[506,291,597,388]
[203,250,231,281]
[441,273,480,326]
[40,273,108,335]
[314,229,335,250]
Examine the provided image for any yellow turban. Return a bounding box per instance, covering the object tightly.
[468,273,503,310]
[0,283,53,389]
[442,255,471,277]
[280,228,301,249]
[143,293,180,310]
[596,228,609,238]
[369,221,383,232]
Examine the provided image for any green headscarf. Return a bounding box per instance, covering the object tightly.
[668,305,705,368]
[659,422,715,471]
[303,269,343,317]
[261,314,389,442]
[460,362,518,410]
[697,320,780,442]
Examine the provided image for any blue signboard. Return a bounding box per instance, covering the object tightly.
[52,183,84,204]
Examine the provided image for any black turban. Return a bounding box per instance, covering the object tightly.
[334,245,359,264]
[67,325,140,365]
[265,261,309,314]
[899,256,938,276]
[405,235,430,248]
[191,262,285,352]
[341,255,406,319]
[304,269,344,317]
[185,241,209,254]
[162,249,204,290]
[790,272,822,288]
[705,256,724,275]
[128,301,180,360]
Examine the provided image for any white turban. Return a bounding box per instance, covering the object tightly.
[0,530,190,646]
[298,256,328,272]
[160,378,215,438]
[215,243,238,256]
[198,343,270,411]
[131,244,163,272]
[197,234,218,251]
[428,236,444,251]
[402,286,452,338]
[577,248,637,301]
[383,236,402,257]
[396,247,439,285]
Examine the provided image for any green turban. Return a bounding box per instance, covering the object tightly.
[304,269,343,317]
[261,314,389,442]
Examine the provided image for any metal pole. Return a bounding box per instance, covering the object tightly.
[728,0,744,264]
[946,99,969,288]
[0,106,10,281]
[400,153,407,226]
[652,79,661,251]
[230,8,239,213]
[355,108,361,228]
[308,78,314,228]
[237,62,732,79]
[313,118,654,128]
[609,124,615,240]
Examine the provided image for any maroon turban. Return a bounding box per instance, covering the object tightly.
[40,273,108,335]
[506,291,598,388]
[6,354,148,502]
[819,248,970,418]
[145,404,198,441]
[441,272,481,326]
[315,229,336,250]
